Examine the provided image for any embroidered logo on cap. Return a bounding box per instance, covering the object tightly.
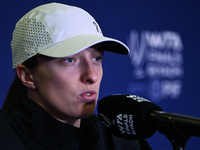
[93,21,101,34]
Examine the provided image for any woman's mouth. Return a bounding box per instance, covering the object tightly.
[79,90,97,103]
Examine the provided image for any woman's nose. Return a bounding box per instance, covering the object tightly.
[81,62,98,84]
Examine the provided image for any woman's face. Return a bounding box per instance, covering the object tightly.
[29,45,103,126]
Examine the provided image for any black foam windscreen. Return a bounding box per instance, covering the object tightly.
[98,94,163,140]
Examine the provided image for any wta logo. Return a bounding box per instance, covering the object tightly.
[99,113,137,135]
[127,30,184,102]
[99,113,113,127]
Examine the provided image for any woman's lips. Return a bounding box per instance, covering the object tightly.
[79,90,97,103]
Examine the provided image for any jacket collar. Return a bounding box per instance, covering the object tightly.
[11,99,99,150]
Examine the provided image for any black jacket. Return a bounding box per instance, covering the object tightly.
[0,99,152,150]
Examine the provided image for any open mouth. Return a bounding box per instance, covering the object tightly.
[80,90,97,102]
[85,93,92,96]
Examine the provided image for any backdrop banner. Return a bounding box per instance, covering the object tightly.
[1,1,200,149]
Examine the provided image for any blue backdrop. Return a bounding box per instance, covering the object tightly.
[1,0,200,149]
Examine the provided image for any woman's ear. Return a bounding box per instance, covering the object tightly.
[16,65,36,89]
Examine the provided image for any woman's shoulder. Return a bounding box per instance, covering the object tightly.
[0,109,26,150]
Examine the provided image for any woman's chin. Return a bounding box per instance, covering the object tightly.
[81,103,96,119]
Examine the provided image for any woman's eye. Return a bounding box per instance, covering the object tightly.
[94,56,102,62]
[63,58,74,63]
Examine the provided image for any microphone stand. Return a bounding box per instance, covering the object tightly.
[156,123,190,150]
[149,111,191,150]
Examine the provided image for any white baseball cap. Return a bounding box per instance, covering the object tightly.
[11,2,129,70]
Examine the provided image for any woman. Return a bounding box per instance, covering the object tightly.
[1,3,151,150]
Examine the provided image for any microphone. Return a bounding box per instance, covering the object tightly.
[97,94,200,140]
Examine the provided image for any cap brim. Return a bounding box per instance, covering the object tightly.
[38,34,130,57]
